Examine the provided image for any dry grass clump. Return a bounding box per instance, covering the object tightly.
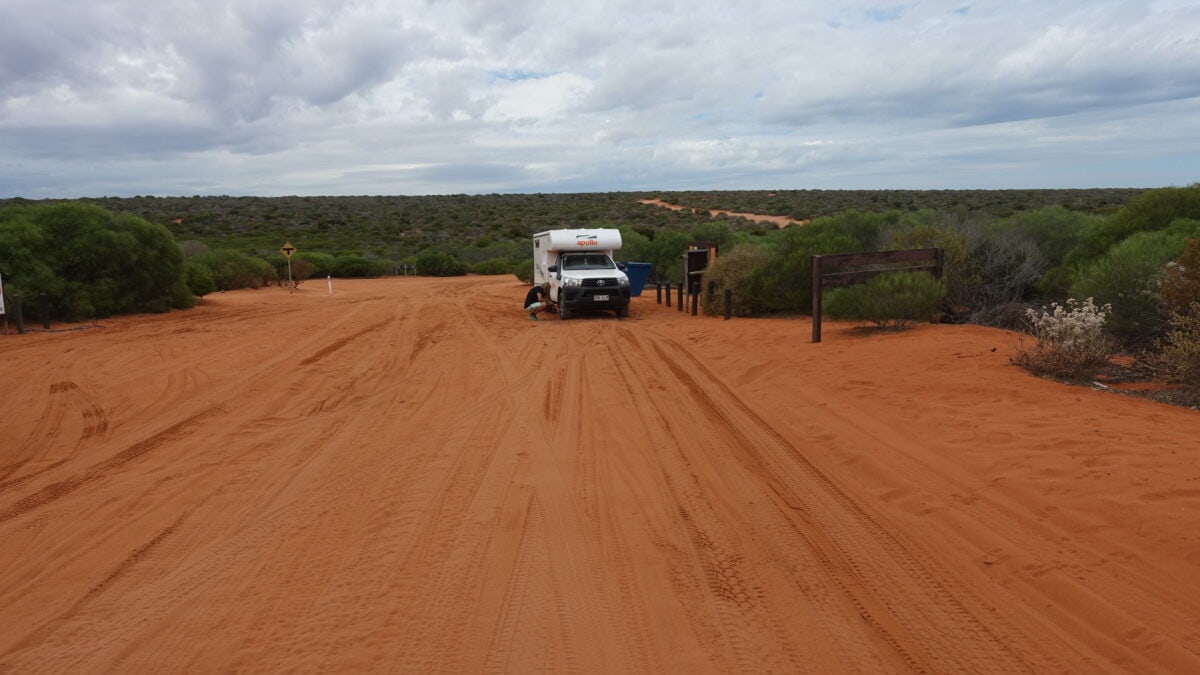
[1150,302,1200,405]
[1013,298,1114,380]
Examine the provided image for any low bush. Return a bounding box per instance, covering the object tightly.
[822,271,945,329]
[1012,297,1113,380]
[1151,303,1200,405]
[471,257,513,275]
[331,254,386,278]
[193,249,276,290]
[1159,237,1200,316]
[880,218,974,315]
[513,258,534,283]
[747,222,859,313]
[700,243,772,317]
[1071,229,1195,347]
[184,261,217,298]
[414,250,466,277]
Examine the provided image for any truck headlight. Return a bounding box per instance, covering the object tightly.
[564,277,582,287]
[617,276,630,286]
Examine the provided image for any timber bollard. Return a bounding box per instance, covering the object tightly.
[665,282,672,308]
[724,288,732,320]
[13,295,24,333]
[678,287,684,312]
[656,282,662,304]
[40,292,49,329]
[690,291,698,316]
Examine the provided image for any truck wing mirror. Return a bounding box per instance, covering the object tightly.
[548,265,558,273]
[617,262,627,271]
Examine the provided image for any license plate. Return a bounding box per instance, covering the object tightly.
[593,294,609,301]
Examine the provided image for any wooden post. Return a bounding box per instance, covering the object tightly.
[811,255,823,343]
[13,295,24,334]
[40,292,50,330]
[656,282,662,304]
[690,291,698,316]
[666,282,672,308]
[724,288,732,320]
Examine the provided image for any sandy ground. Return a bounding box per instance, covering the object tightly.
[638,198,807,228]
[2,276,1198,673]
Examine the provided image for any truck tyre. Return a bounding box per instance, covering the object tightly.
[559,305,572,320]
[616,305,629,318]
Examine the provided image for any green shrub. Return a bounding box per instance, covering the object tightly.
[414,250,465,277]
[193,249,275,290]
[1013,297,1114,381]
[881,218,974,314]
[295,251,336,276]
[822,271,945,329]
[1072,229,1194,347]
[471,257,513,275]
[700,244,772,317]
[1000,206,1093,268]
[0,202,192,320]
[513,258,534,283]
[1065,185,1200,267]
[646,230,689,284]
[184,261,217,298]
[332,254,384,278]
[747,222,858,313]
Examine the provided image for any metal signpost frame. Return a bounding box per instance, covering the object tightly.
[811,247,944,343]
[280,242,296,293]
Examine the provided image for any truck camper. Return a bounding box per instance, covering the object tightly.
[533,229,631,319]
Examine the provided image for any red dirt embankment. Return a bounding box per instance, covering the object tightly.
[2,277,1198,672]
[639,198,807,228]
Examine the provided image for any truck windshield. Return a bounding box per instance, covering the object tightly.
[561,254,616,270]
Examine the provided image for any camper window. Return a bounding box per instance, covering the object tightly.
[562,253,615,270]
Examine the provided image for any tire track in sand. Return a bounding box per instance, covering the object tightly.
[646,335,1039,672]
[0,381,109,490]
[0,405,224,525]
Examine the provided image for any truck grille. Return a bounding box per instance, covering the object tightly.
[582,278,617,288]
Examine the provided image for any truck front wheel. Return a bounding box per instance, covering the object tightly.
[559,305,572,320]
[616,305,629,318]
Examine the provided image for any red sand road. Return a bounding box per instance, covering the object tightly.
[2,276,1198,673]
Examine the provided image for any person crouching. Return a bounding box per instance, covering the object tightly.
[524,282,554,320]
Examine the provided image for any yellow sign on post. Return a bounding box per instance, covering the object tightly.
[281,242,296,293]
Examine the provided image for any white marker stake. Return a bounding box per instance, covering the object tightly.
[327,275,333,295]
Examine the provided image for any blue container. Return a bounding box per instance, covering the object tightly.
[622,262,654,297]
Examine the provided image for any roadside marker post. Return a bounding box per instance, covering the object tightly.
[327,275,333,295]
[280,242,296,294]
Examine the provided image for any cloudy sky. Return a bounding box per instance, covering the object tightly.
[2,1,1199,197]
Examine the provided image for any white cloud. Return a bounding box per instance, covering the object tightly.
[2,0,1199,196]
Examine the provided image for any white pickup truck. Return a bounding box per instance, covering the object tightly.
[532,229,631,319]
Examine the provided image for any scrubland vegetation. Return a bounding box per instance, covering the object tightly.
[1,187,1197,404]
